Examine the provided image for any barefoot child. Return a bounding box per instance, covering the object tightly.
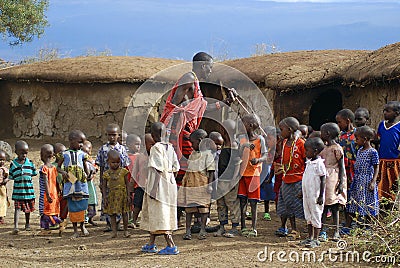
[9,141,37,234]
[377,101,400,203]
[301,137,326,248]
[336,109,358,234]
[82,140,98,226]
[38,144,61,235]
[57,130,90,238]
[141,122,180,255]
[179,129,215,240]
[126,134,142,227]
[53,143,68,231]
[0,150,9,224]
[215,119,241,238]
[275,117,306,240]
[238,114,267,238]
[96,123,129,231]
[319,123,347,241]
[102,150,131,238]
[348,126,379,225]
[129,134,155,228]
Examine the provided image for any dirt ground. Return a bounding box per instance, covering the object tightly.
[0,139,368,268]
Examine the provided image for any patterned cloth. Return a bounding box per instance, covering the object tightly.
[0,167,9,217]
[14,199,35,213]
[277,180,304,219]
[339,129,358,184]
[178,150,215,207]
[39,165,60,216]
[95,142,129,171]
[347,147,379,216]
[160,71,207,161]
[9,158,37,200]
[302,157,326,228]
[103,167,130,214]
[141,142,180,233]
[320,143,347,206]
[281,138,306,184]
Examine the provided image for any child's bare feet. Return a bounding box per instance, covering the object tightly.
[123,231,131,238]
[71,232,80,239]
[81,226,89,236]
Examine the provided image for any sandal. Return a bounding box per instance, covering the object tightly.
[198,232,207,240]
[318,231,328,242]
[11,229,19,235]
[275,227,289,237]
[223,229,239,238]
[214,227,225,237]
[263,213,271,221]
[158,246,180,255]
[183,233,192,240]
[241,228,251,236]
[246,229,258,238]
[141,244,158,253]
[286,230,301,240]
[332,232,341,242]
[298,238,312,246]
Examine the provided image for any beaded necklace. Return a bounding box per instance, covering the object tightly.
[280,137,297,177]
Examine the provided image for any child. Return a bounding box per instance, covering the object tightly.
[215,119,241,238]
[129,134,155,228]
[9,140,37,234]
[57,130,90,238]
[178,129,215,240]
[299,125,309,140]
[260,126,279,221]
[209,131,224,199]
[377,101,400,202]
[82,140,98,226]
[126,134,142,227]
[275,117,306,239]
[96,123,129,231]
[102,150,131,238]
[0,150,9,224]
[319,123,347,241]
[53,143,68,230]
[301,137,326,248]
[354,107,370,128]
[238,114,267,238]
[347,126,379,225]
[141,122,180,255]
[38,144,61,235]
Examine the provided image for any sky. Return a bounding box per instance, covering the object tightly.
[0,0,399,62]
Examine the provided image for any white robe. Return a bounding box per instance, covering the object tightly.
[141,142,180,232]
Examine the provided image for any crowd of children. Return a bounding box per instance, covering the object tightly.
[0,100,399,254]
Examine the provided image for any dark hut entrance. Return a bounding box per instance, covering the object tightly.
[309,89,342,130]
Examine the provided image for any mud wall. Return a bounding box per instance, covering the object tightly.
[0,81,141,140]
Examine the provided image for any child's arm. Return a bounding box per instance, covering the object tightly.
[266,167,275,184]
[83,157,90,177]
[56,155,68,181]
[251,152,267,165]
[43,172,53,203]
[337,155,345,194]
[317,175,326,205]
[369,164,379,192]
[102,175,108,207]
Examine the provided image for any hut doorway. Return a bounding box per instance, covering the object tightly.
[309,89,342,130]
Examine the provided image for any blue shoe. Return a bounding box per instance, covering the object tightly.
[141,244,158,253]
[318,231,328,242]
[158,246,180,255]
[275,227,289,237]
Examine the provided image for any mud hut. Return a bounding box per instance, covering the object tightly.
[0,43,399,140]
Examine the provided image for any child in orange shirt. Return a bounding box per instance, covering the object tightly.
[238,114,267,238]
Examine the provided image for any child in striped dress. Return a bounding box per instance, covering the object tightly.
[9,140,37,234]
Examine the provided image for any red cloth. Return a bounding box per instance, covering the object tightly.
[160,72,207,160]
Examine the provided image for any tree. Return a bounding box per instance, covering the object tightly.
[0,0,49,46]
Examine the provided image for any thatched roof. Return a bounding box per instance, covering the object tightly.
[0,56,183,83]
[343,42,400,86]
[1,42,399,91]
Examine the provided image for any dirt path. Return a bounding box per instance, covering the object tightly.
[0,139,367,267]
